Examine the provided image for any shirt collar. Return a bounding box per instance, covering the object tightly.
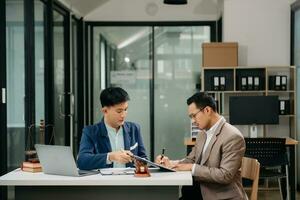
[206,116,224,136]
[104,121,122,135]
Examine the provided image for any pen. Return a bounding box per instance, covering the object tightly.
[160,148,166,164]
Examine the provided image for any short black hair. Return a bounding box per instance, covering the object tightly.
[100,87,130,107]
[186,92,217,112]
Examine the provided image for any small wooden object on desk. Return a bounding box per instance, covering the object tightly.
[134,160,150,177]
[21,161,42,173]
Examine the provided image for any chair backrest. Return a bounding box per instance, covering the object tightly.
[241,157,260,200]
[244,138,288,166]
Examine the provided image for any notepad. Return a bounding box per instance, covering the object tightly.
[99,168,135,175]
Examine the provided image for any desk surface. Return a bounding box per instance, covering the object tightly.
[184,137,298,146]
[0,168,192,186]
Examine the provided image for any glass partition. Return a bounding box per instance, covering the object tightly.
[154,26,210,159]
[6,0,25,173]
[53,10,65,145]
[72,17,79,154]
[93,25,212,160]
[6,1,25,199]
[93,26,152,157]
[34,1,45,144]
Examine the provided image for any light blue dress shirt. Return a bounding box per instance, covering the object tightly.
[105,122,125,168]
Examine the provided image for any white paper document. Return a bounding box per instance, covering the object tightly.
[99,168,135,176]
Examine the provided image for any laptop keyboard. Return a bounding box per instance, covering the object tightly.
[78,170,100,176]
[78,170,92,175]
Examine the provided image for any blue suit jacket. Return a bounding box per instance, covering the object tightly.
[77,120,147,170]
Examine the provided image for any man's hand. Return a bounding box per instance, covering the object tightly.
[109,150,133,164]
[155,155,173,168]
[173,163,193,171]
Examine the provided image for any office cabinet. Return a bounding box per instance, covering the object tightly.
[200,66,296,139]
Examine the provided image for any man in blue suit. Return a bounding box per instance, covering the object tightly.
[77,87,147,170]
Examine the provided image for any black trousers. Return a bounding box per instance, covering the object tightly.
[180,180,203,200]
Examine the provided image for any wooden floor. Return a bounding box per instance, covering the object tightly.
[257,190,300,200]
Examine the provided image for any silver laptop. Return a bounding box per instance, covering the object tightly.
[35,144,99,177]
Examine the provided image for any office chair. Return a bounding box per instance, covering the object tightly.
[244,138,290,200]
[241,157,260,200]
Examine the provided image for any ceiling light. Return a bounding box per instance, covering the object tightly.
[124,57,130,63]
[164,0,187,5]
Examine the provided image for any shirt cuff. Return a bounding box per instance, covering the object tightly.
[106,153,112,164]
[191,164,196,175]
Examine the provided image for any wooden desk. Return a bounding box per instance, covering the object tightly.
[0,169,192,200]
[184,137,298,200]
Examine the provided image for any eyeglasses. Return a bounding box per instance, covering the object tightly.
[188,107,205,119]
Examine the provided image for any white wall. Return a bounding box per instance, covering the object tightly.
[84,0,221,21]
[223,0,291,66]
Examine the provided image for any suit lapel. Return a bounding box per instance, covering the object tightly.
[122,123,133,168]
[195,131,207,164]
[200,134,217,165]
[200,118,226,165]
[122,123,131,151]
[99,120,112,152]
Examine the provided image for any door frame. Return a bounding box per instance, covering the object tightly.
[0,0,7,199]
[71,16,85,154]
[44,0,71,146]
[54,1,71,146]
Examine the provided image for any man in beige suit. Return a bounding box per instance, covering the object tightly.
[156,92,247,200]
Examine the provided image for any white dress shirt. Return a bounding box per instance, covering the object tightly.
[105,122,125,168]
[192,116,224,175]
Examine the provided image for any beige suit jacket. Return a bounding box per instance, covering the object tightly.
[180,117,247,200]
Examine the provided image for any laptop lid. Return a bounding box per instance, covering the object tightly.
[35,144,82,176]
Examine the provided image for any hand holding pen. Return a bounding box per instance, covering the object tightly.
[160,148,166,164]
[109,149,133,164]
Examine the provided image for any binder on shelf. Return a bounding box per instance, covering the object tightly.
[219,76,226,91]
[275,75,281,90]
[279,100,290,115]
[247,76,253,90]
[281,76,287,90]
[241,77,247,91]
[269,76,275,90]
[213,76,219,91]
[254,76,260,90]
[269,75,287,90]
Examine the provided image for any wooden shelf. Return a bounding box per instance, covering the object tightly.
[184,137,298,146]
[202,66,235,69]
[206,90,266,93]
[202,66,295,69]
[267,90,295,93]
[200,65,296,139]
[206,90,294,93]
[279,115,295,118]
[205,91,236,93]
[234,90,266,93]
